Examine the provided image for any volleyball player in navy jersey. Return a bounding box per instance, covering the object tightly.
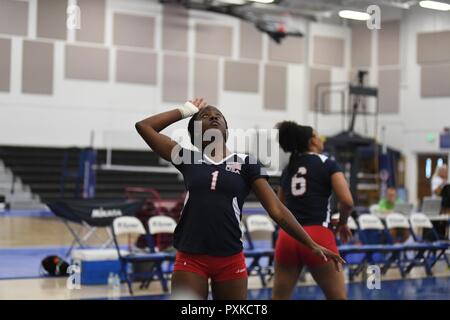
[135,98,345,300]
[272,121,354,300]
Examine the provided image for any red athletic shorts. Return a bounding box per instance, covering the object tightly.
[173,251,248,282]
[275,225,338,267]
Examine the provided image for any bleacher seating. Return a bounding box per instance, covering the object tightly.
[0,146,184,202]
[0,146,279,205]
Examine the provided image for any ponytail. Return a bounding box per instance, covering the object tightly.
[276,121,313,173]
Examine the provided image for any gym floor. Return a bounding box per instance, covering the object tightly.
[1,213,449,300]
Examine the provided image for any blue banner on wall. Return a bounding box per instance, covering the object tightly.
[440,133,450,149]
[80,149,96,199]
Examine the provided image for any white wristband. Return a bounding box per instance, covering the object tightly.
[177,101,199,119]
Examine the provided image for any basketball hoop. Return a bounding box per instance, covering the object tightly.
[256,12,302,43]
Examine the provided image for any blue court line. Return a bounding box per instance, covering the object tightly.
[0,245,121,280]
[242,208,266,214]
[88,276,450,300]
[0,246,70,280]
[0,210,53,218]
[0,240,272,280]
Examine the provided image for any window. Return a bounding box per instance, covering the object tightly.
[425,158,432,179]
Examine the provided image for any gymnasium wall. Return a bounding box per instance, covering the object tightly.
[0,0,312,150]
[348,7,450,204]
[1,1,450,203]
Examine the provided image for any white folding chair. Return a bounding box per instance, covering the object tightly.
[112,216,172,294]
[112,216,146,294]
[113,216,146,238]
[409,213,449,273]
[410,213,434,230]
[385,213,410,230]
[147,215,177,252]
[246,214,276,233]
[358,214,385,231]
[244,214,276,287]
[356,214,406,277]
[385,213,421,271]
[136,215,178,290]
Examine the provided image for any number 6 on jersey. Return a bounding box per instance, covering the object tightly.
[291,167,307,196]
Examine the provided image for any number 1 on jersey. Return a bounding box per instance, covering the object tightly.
[211,170,219,190]
[291,167,307,196]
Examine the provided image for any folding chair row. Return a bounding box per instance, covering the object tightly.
[385,213,449,276]
[334,213,449,279]
[115,213,278,293]
[242,214,277,287]
[116,212,445,292]
[112,215,177,295]
[336,214,407,279]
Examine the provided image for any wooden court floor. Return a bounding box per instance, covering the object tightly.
[1,215,449,300]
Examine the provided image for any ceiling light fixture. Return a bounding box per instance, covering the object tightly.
[338,10,370,21]
[419,1,450,11]
[249,0,275,4]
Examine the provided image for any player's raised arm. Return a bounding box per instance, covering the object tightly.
[135,98,207,161]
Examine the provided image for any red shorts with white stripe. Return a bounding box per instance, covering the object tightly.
[173,251,248,282]
[275,225,338,267]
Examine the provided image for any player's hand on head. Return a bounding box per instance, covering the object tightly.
[190,98,208,110]
[311,244,346,272]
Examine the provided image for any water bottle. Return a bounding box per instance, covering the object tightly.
[112,273,121,299]
[344,266,349,282]
[114,274,121,288]
[107,272,117,300]
[107,272,114,288]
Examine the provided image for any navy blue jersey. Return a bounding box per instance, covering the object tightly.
[171,148,268,256]
[280,153,342,227]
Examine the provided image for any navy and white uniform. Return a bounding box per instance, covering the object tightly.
[171,148,268,256]
[275,152,342,267]
[280,153,342,228]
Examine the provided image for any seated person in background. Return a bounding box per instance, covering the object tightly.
[378,187,409,242]
[431,164,448,198]
[378,187,400,214]
[441,184,450,215]
[432,165,450,238]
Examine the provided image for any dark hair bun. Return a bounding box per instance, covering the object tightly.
[276,121,313,153]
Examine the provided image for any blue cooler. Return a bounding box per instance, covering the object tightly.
[71,249,128,285]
